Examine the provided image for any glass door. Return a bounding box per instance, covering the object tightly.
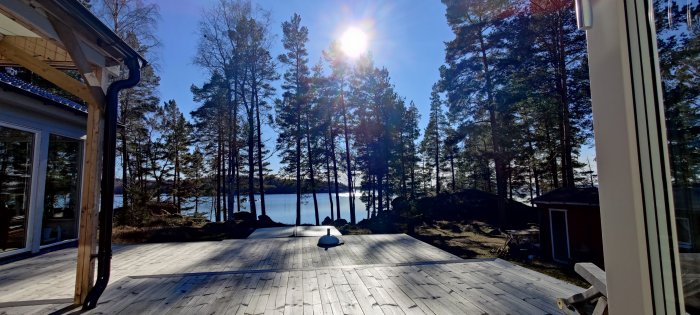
[41,134,82,245]
[0,125,35,254]
[653,0,700,312]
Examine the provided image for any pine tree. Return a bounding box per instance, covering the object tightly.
[403,102,421,198]
[528,0,590,188]
[89,0,160,214]
[278,13,311,226]
[160,100,192,212]
[324,42,359,223]
[441,0,513,225]
[419,84,447,195]
[182,147,207,214]
[235,15,277,220]
[191,72,229,221]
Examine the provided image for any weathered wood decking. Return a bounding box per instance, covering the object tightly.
[0,234,583,314]
[247,226,342,239]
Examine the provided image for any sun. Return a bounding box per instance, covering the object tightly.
[340,27,368,59]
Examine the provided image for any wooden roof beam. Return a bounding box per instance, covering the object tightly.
[0,33,98,105]
[48,15,106,106]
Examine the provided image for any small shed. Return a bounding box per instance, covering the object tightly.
[533,187,604,267]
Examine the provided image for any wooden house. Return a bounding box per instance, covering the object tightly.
[0,72,87,256]
[533,187,604,267]
[0,0,145,307]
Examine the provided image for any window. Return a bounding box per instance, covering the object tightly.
[0,125,34,254]
[654,0,700,312]
[41,134,81,245]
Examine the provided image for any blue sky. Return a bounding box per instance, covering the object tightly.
[153,0,453,172]
[152,0,597,175]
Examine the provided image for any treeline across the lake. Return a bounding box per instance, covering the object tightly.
[93,0,606,228]
[113,176,349,196]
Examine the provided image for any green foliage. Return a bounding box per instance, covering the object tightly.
[277,13,311,226]
[440,0,594,206]
[419,84,448,195]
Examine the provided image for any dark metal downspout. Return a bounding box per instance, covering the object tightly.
[82,57,141,310]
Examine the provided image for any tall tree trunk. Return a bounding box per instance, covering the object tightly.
[325,137,334,220]
[449,150,456,191]
[248,113,258,220]
[478,29,507,227]
[221,145,227,221]
[545,122,559,188]
[195,195,199,214]
[331,131,341,220]
[340,91,356,224]
[528,164,535,206]
[175,152,180,212]
[255,92,266,217]
[216,137,222,222]
[384,169,391,212]
[399,133,407,197]
[248,87,257,220]
[227,143,234,219]
[508,162,513,200]
[434,109,441,195]
[295,100,302,226]
[371,175,376,218]
[236,154,241,212]
[528,139,541,196]
[377,172,384,213]
[306,113,320,225]
[410,156,416,199]
[556,14,575,188]
[228,81,237,220]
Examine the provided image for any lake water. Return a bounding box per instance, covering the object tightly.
[114,192,367,225]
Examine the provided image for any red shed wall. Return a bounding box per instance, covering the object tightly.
[537,204,605,268]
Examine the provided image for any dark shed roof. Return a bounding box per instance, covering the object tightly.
[533,187,599,207]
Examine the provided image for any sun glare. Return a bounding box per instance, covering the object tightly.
[340,27,368,59]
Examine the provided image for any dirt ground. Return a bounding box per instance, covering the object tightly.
[412,220,589,288]
[112,215,254,243]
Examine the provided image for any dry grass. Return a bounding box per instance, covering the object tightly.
[414,221,505,258]
[112,215,255,244]
[411,220,589,288]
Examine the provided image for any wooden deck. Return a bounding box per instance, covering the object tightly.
[0,234,583,314]
[247,226,342,239]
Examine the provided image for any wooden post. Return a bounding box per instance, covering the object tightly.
[37,17,111,304]
[71,65,109,304]
[73,100,104,304]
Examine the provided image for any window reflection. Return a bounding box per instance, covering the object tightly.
[654,0,700,312]
[0,126,34,253]
[41,134,81,245]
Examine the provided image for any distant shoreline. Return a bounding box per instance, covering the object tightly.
[113,191,361,196]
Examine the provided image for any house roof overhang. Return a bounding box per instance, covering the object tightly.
[0,0,147,107]
[0,0,146,70]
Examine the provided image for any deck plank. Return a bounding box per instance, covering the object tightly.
[0,234,582,314]
[283,270,303,315]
